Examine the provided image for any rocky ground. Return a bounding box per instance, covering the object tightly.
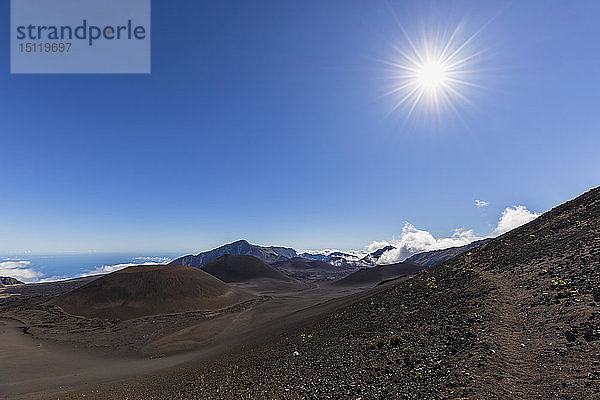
[56,187,600,399]
[404,238,491,267]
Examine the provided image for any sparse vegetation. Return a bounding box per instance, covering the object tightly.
[369,338,386,349]
[426,276,438,289]
[551,278,567,286]
[389,334,403,346]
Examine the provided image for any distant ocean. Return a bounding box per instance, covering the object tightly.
[0,253,184,283]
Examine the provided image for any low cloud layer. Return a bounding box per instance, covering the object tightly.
[492,205,540,236]
[79,261,168,277]
[131,256,172,264]
[0,261,44,283]
[300,249,366,259]
[368,224,482,265]
[367,205,540,264]
[0,256,173,283]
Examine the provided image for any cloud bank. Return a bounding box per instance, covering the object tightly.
[131,256,172,264]
[367,205,540,264]
[368,224,482,265]
[300,248,366,259]
[79,261,167,277]
[0,261,44,283]
[0,256,174,283]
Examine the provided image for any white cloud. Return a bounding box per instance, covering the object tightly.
[492,205,539,236]
[368,204,540,265]
[37,275,72,283]
[132,256,172,264]
[0,261,44,283]
[0,257,177,284]
[368,223,482,265]
[366,240,392,253]
[475,199,489,208]
[79,262,165,277]
[299,249,366,259]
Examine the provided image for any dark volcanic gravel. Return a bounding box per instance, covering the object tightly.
[45,187,600,399]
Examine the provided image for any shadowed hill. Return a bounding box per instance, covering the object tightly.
[272,257,341,273]
[271,257,351,282]
[0,275,100,298]
[201,255,296,283]
[143,186,600,399]
[405,238,492,266]
[170,239,297,267]
[332,261,426,286]
[50,265,254,320]
[0,277,24,285]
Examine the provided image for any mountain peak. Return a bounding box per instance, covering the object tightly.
[170,240,298,267]
[229,239,250,245]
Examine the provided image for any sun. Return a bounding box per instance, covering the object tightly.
[383,23,485,119]
[416,60,448,90]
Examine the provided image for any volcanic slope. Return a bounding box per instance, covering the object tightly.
[50,265,254,320]
[405,238,491,267]
[271,257,351,282]
[332,261,426,287]
[201,255,295,283]
[97,186,600,400]
[272,257,340,273]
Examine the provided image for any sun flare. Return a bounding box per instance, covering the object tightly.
[416,60,448,90]
[384,23,485,119]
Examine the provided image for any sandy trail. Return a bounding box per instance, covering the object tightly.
[479,269,545,398]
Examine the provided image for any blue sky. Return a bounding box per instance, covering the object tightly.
[1,0,599,254]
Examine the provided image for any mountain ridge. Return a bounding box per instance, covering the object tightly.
[170,239,297,267]
[405,238,492,266]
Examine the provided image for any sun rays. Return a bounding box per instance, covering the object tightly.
[383,22,487,121]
